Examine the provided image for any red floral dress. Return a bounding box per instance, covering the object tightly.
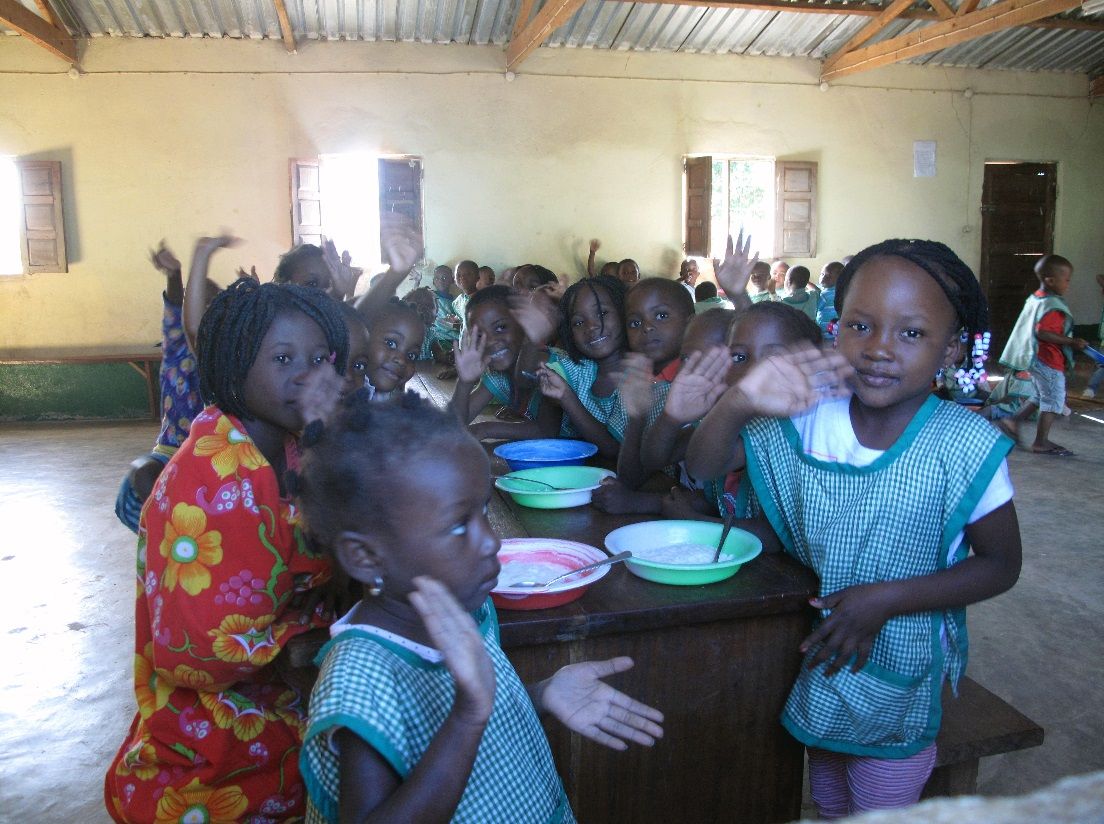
[105,407,332,823]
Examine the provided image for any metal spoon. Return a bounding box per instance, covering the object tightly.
[494,474,571,491]
[505,551,632,590]
[712,509,735,563]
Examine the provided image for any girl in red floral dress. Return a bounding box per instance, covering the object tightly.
[105,279,350,823]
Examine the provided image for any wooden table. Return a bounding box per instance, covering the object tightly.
[487,451,817,824]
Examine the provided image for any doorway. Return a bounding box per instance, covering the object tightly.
[979,162,1057,356]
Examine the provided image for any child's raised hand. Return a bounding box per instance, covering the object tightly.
[454,326,489,383]
[321,237,360,299]
[149,241,181,275]
[235,265,260,283]
[508,290,558,344]
[714,229,759,297]
[732,345,853,418]
[664,347,730,424]
[194,234,240,256]
[589,238,601,254]
[380,213,423,276]
[409,576,496,723]
[616,352,655,419]
[296,361,344,428]
[800,583,896,677]
[536,657,663,751]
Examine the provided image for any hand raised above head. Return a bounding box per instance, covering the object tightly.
[380,213,423,276]
[321,237,360,300]
[195,234,240,255]
[149,240,181,275]
[714,229,759,298]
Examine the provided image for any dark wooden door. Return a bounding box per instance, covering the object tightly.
[979,162,1057,355]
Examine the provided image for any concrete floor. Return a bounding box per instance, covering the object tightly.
[1,400,1102,822]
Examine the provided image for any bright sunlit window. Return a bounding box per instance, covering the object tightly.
[709,157,774,260]
[319,154,383,272]
[0,157,23,275]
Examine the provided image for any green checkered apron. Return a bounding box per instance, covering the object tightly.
[740,395,1011,757]
[480,370,543,420]
[301,601,573,823]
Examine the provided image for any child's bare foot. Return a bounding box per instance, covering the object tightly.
[591,479,663,515]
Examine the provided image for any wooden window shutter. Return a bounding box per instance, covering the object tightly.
[378,157,424,258]
[774,161,817,259]
[684,156,712,257]
[17,160,66,273]
[290,159,323,247]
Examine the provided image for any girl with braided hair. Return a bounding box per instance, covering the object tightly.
[106,278,350,823]
[687,239,1021,817]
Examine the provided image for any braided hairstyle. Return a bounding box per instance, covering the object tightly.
[196,278,349,421]
[295,390,477,550]
[273,244,324,284]
[834,239,989,340]
[557,274,627,361]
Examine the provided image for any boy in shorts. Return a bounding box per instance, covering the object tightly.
[997,254,1087,456]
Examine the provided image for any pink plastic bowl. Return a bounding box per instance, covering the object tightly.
[490,538,611,611]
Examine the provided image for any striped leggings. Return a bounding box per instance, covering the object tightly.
[807,744,937,819]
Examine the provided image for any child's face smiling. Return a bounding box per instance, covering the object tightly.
[242,311,331,435]
[837,256,959,417]
[625,286,688,367]
[366,314,424,393]
[469,302,524,373]
[569,285,624,361]
[455,266,478,295]
[342,325,371,399]
[727,314,792,385]
[378,440,501,613]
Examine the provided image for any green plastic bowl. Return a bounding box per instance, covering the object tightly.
[495,466,615,509]
[604,520,762,585]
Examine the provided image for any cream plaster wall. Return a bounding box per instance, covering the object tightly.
[0,37,1101,352]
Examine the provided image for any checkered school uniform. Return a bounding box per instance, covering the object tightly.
[480,370,543,419]
[737,395,1010,757]
[301,601,573,824]
[545,349,670,441]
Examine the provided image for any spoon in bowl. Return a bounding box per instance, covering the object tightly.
[712,509,735,563]
[505,551,632,590]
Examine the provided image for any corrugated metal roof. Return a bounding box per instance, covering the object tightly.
[5,0,1104,74]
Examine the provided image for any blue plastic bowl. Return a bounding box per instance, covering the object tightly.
[493,439,598,471]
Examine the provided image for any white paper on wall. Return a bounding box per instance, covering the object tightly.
[913,141,937,178]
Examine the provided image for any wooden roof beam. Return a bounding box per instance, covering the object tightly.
[506,0,586,71]
[821,0,1083,80]
[32,0,62,29]
[819,0,915,76]
[273,0,296,52]
[644,0,1104,31]
[928,0,956,18]
[0,0,76,64]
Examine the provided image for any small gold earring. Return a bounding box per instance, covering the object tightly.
[368,576,385,598]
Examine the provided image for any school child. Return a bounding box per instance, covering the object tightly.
[618,258,641,285]
[530,275,629,458]
[687,239,1022,819]
[748,260,777,304]
[780,265,818,322]
[694,280,734,313]
[293,392,663,822]
[817,261,843,338]
[429,264,462,344]
[1080,273,1104,399]
[273,238,360,300]
[452,260,480,334]
[770,259,789,293]
[339,302,373,400]
[513,264,559,293]
[362,299,426,400]
[997,253,1088,455]
[451,285,561,440]
[104,279,351,823]
[115,242,211,533]
[677,259,700,298]
[477,265,496,290]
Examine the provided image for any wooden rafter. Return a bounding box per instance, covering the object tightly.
[819,0,914,76]
[272,0,296,52]
[506,0,586,70]
[927,0,955,19]
[956,0,983,15]
[513,0,539,39]
[32,0,61,28]
[0,0,75,63]
[821,0,1082,80]
[643,0,1104,31]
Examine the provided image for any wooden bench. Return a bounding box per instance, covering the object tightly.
[0,350,162,420]
[923,676,1044,797]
